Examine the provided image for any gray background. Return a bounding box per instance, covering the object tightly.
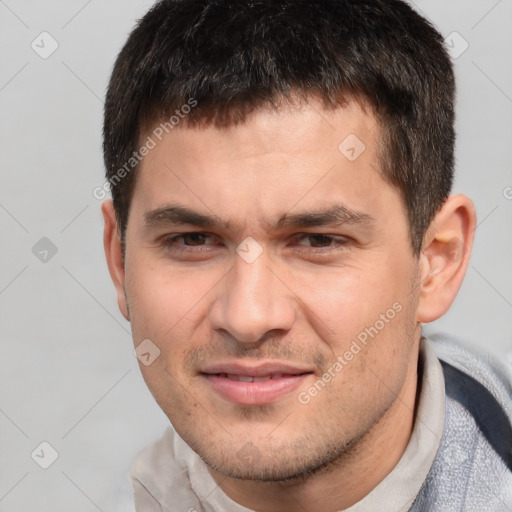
[0,1,511,510]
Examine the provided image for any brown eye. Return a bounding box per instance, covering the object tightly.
[178,233,208,246]
[291,234,351,256]
[307,235,335,247]
[158,232,225,261]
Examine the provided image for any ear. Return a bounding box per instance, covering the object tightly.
[416,194,476,323]
[102,200,130,321]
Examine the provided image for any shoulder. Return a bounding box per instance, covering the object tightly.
[429,334,512,445]
[429,333,512,410]
[130,427,204,512]
[430,333,512,472]
[411,335,512,511]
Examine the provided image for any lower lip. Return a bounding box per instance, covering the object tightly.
[201,373,311,405]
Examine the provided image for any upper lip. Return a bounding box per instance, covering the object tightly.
[199,361,314,377]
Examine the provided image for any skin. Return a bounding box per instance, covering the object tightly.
[103,97,476,512]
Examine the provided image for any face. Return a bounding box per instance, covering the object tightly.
[118,99,423,481]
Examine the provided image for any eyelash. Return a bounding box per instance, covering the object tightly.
[291,234,350,251]
[159,233,218,253]
[159,232,351,255]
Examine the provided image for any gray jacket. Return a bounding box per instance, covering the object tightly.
[410,335,512,511]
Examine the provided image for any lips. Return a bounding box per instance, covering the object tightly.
[220,373,284,382]
[199,362,314,405]
[200,361,313,377]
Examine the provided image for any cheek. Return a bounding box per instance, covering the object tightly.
[125,258,214,336]
[293,256,416,358]
[138,359,193,424]
[125,260,220,392]
[298,265,401,326]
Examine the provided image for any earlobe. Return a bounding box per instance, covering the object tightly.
[101,200,130,321]
[416,194,476,324]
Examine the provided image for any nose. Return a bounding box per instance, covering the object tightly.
[209,248,296,344]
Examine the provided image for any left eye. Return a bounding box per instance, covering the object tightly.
[173,233,209,246]
[295,234,347,248]
[160,232,215,250]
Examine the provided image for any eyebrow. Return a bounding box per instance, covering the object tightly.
[143,204,375,231]
[274,205,375,229]
[144,205,227,229]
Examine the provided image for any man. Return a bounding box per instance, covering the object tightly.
[101,0,512,510]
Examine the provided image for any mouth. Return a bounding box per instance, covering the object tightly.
[199,362,314,405]
[213,372,290,382]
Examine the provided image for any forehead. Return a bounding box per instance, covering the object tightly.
[130,98,400,231]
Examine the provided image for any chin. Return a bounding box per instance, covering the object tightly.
[195,435,355,484]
